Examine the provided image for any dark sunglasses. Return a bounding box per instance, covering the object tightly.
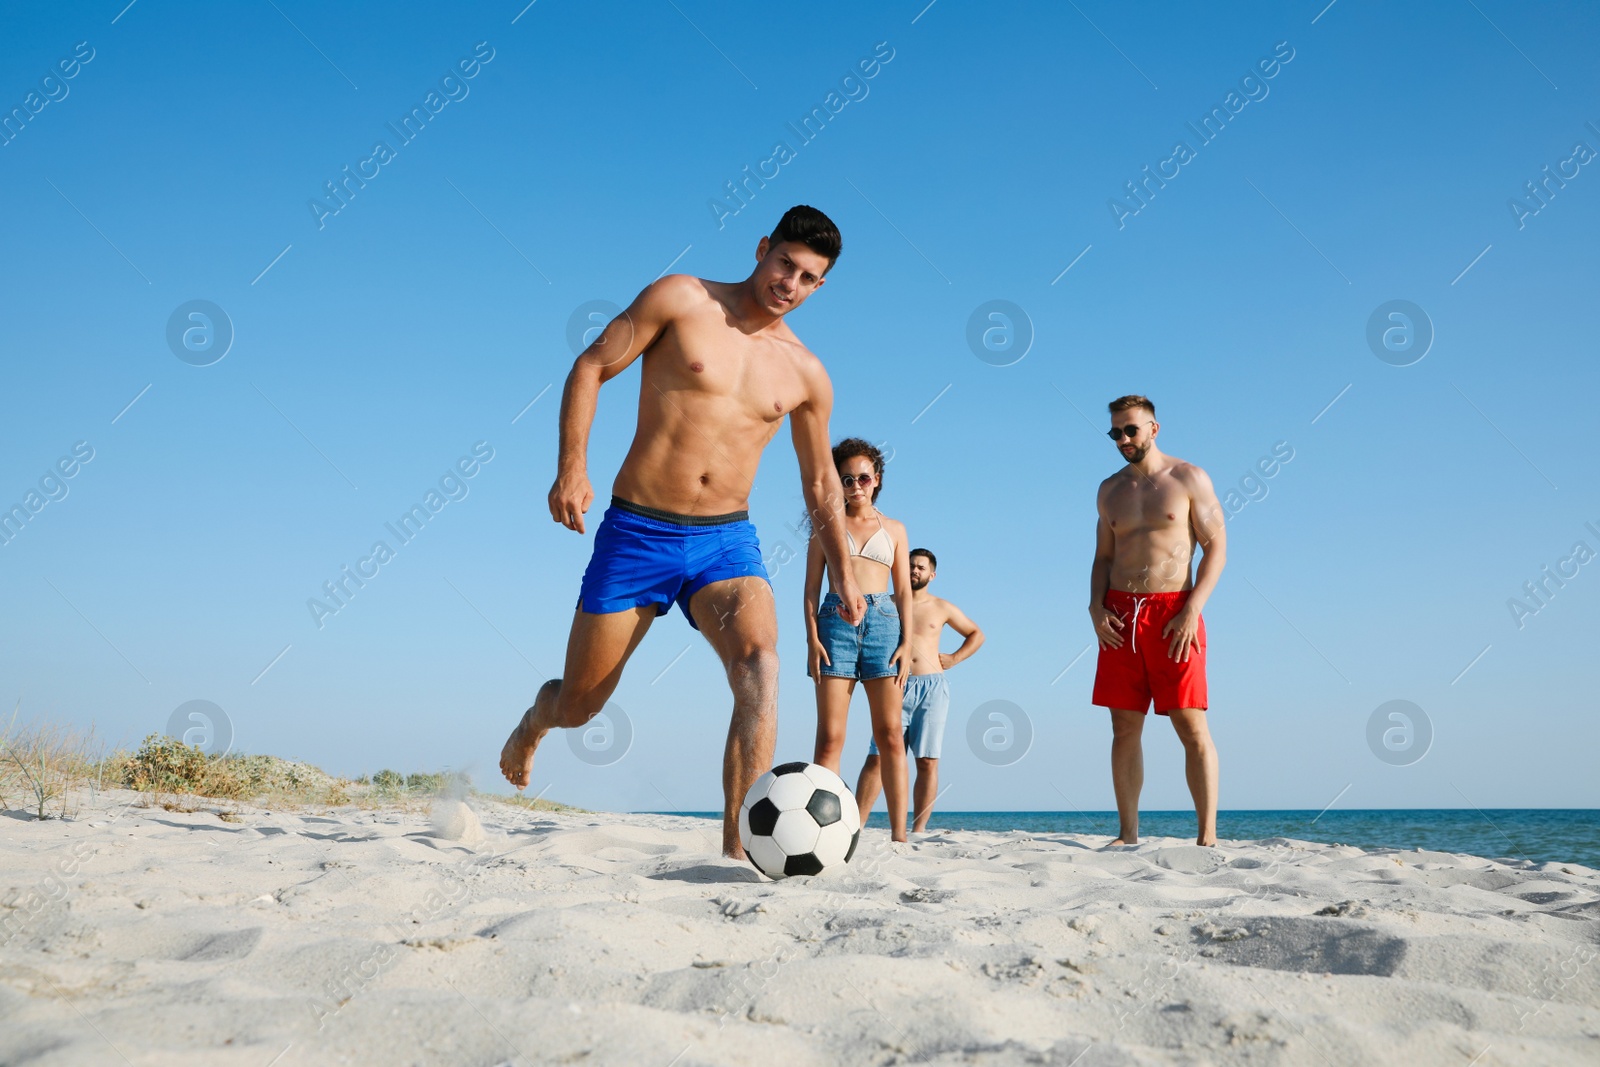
[1107,423,1150,441]
[840,472,876,488]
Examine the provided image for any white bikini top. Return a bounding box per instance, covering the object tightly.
[846,511,895,567]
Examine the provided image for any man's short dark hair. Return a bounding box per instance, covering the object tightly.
[771,205,842,273]
[1108,394,1155,418]
[910,548,937,571]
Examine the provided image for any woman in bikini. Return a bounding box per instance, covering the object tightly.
[804,437,913,842]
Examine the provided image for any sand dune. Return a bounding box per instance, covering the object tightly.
[3,790,1597,1065]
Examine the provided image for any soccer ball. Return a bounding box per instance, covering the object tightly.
[738,762,862,879]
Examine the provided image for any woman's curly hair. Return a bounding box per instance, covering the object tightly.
[798,436,887,536]
[831,437,885,503]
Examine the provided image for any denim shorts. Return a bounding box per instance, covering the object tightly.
[816,591,900,680]
[868,673,951,758]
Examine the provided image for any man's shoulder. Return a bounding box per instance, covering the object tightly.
[1164,457,1214,488]
[782,335,828,397]
[770,314,820,360]
[625,274,715,335]
[789,335,825,369]
[648,272,714,311]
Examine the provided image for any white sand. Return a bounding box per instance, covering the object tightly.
[3,790,1597,1065]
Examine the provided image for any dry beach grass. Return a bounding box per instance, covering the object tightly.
[0,710,575,820]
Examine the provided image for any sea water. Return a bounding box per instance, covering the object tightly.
[668,809,1600,867]
[871,809,1600,868]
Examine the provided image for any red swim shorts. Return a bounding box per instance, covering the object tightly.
[1091,590,1207,714]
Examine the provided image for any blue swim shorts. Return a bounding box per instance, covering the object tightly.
[576,497,770,631]
[816,591,901,681]
[868,673,951,759]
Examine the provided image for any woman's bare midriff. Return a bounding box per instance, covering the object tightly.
[830,555,891,596]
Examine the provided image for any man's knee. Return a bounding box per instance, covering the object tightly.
[727,645,779,688]
[916,757,938,773]
[552,683,608,727]
[1111,710,1146,740]
[1169,709,1212,748]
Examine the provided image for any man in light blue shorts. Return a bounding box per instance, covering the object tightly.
[855,549,985,831]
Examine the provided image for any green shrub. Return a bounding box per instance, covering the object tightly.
[122,734,351,805]
[123,734,231,795]
[371,769,405,791]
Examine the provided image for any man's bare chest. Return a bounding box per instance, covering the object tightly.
[1107,478,1190,530]
[646,332,804,421]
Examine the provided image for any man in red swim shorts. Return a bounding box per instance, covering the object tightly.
[1089,395,1227,846]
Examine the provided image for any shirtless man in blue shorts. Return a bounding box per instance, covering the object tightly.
[499,206,865,859]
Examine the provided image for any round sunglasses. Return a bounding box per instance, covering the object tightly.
[1106,422,1151,441]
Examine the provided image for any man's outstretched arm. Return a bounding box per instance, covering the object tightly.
[789,364,865,625]
[549,277,683,533]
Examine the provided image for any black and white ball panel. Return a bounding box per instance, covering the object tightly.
[738,761,862,879]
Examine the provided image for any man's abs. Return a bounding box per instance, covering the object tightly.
[1108,527,1196,594]
[907,637,945,673]
[612,395,782,515]
[1108,545,1195,593]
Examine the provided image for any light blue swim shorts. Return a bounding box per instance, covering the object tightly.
[868,673,951,759]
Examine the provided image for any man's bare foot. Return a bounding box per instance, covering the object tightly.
[501,683,559,789]
[720,805,746,860]
[498,706,545,789]
[1197,836,1217,847]
[1108,837,1137,847]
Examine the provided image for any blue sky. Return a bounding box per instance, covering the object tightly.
[3,1,1597,817]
